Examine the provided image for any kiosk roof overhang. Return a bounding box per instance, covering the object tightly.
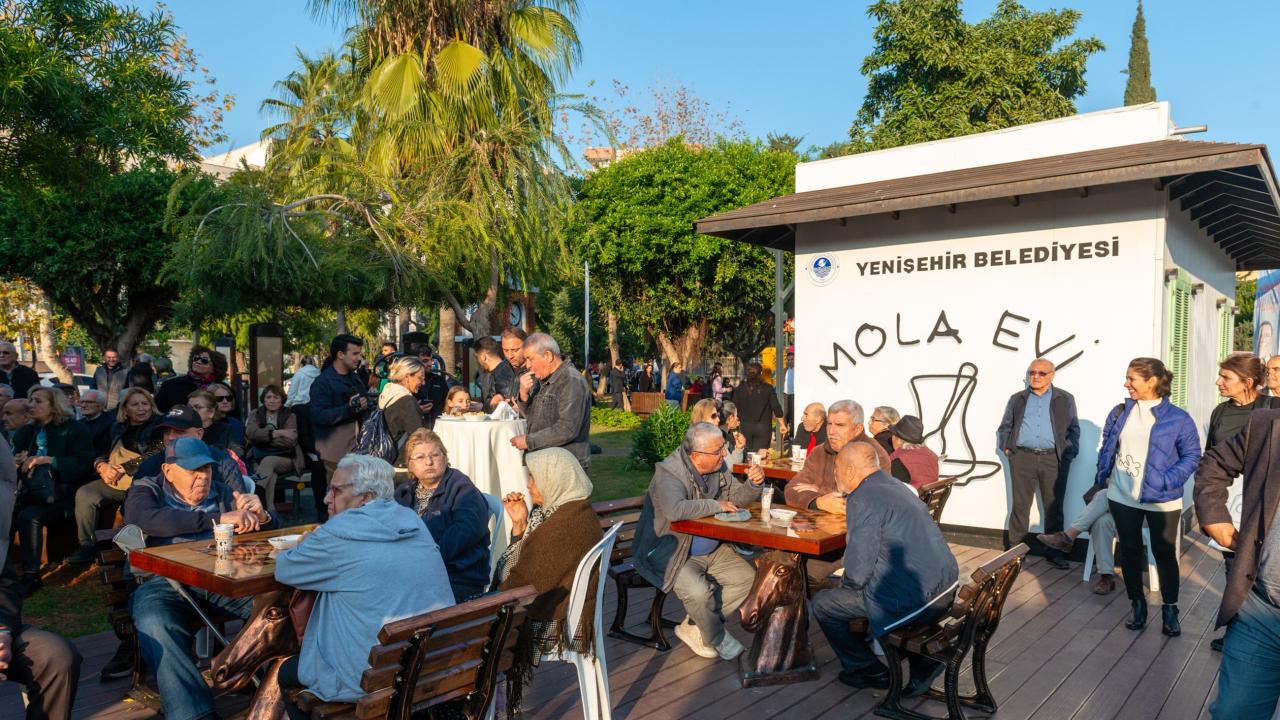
[696,139,1280,270]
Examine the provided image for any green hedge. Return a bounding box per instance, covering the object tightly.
[591,405,642,429]
[630,403,690,467]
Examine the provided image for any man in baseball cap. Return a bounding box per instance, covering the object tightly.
[131,405,249,494]
[123,435,272,720]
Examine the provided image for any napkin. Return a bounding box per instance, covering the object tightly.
[490,402,519,421]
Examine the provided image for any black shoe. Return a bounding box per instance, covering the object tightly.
[904,659,945,698]
[68,544,98,565]
[1211,636,1225,652]
[1046,554,1071,570]
[838,662,890,689]
[1162,604,1181,637]
[18,573,42,598]
[1126,598,1148,631]
[100,643,135,681]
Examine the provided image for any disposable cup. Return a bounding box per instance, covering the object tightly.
[214,523,234,555]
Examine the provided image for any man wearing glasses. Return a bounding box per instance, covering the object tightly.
[997,358,1080,568]
[631,423,765,662]
[0,342,38,401]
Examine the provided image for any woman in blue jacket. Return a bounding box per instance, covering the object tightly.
[1094,357,1201,636]
[394,428,492,602]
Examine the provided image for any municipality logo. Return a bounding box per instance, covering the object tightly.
[807,255,839,285]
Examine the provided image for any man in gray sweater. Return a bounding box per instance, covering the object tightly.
[511,333,592,470]
[632,423,765,661]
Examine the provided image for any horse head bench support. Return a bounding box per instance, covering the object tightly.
[738,550,818,686]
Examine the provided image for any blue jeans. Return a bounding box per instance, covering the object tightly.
[130,577,254,720]
[811,585,877,671]
[1212,589,1280,719]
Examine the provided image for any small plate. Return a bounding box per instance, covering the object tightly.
[714,509,752,522]
[267,534,302,551]
[769,508,798,522]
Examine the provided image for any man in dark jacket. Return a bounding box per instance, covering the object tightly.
[407,340,450,427]
[793,402,828,452]
[1196,409,1280,718]
[310,335,369,520]
[125,437,273,720]
[812,442,959,691]
[608,359,627,409]
[996,358,1080,568]
[92,349,129,411]
[512,333,592,470]
[473,337,517,411]
[77,389,115,457]
[0,342,38,401]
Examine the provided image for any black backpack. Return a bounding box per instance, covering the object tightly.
[353,408,403,464]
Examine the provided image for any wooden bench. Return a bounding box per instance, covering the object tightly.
[296,585,537,720]
[592,497,678,652]
[917,477,957,525]
[873,543,1030,720]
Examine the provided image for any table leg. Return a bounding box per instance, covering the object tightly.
[737,550,820,687]
[165,578,262,689]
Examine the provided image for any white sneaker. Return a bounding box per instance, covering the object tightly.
[717,632,745,661]
[674,618,718,659]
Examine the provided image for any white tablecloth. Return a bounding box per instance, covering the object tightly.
[433,417,528,575]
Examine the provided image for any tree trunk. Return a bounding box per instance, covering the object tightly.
[397,306,411,342]
[606,310,621,365]
[336,307,347,334]
[37,298,72,383]
[439,305,457,375]
[654,318,708,388]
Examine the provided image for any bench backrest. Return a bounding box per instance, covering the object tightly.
[917,477,956,524]
[947,543,1028,653]
[353,584,537,720]
[95,528,134,639]
[592,496,644,567]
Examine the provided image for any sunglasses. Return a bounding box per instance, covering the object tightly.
[1028,371,1053,377]
[215,395,233,402]
[193,356,211,363]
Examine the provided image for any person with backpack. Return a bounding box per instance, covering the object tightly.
[374,357,426,466]
[310,335,369,521]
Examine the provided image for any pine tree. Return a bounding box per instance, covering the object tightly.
[1124,1,1156,105]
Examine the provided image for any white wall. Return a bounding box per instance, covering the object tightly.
[796,103,1175,193]
[794,183,1165,532]
[1161,201,1238,507]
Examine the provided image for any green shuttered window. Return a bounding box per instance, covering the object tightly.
[1166,270,1191,408]
[1218,302,1233,361]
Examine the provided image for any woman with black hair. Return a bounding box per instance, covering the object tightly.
[154,345,224,411]
[1093,357,1201,636]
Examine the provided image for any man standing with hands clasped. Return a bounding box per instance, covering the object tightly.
[998,358,1080,568]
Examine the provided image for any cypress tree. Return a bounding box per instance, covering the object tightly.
[1124,1,1157,105]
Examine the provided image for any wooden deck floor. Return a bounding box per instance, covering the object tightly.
[1,533,1235,720]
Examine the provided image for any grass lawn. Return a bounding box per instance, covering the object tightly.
[25,580,111,638]
[589,423,653,501]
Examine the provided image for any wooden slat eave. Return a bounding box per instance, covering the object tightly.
[696,147,1268,236]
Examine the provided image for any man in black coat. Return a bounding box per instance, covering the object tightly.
[996,358,1080,568]
[608,359,627,409]
[1196,409,1280,718]
[0,342,38,401]
[309,335,369,520]
[730,363,787,454]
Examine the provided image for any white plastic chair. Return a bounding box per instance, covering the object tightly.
[482,492,503,588]
[1083,526,1180,592]
[549,523,620,720]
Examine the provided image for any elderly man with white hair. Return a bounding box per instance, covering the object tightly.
[511,332,593,470]
[273,454,454,708]
[0,342,38,400]
[632,422,765,661]
[77,389,114,457]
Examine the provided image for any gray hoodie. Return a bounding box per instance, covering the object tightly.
[632,449,761,592]
[275,499,454,701]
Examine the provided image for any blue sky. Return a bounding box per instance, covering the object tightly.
[172,0,1280,164]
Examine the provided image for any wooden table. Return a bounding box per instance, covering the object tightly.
[130,525,317,599]
[730,459,801,482]
[672,504,846,687]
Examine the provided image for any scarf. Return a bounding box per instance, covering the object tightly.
[496,447,592,584]
[377,381,413,410]
[161,480,223,543]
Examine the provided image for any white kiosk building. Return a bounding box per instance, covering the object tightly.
[698,103,1280,538]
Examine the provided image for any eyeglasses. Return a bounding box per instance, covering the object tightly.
[692,443,728,457]
[410,451,447,464]
[1028,371,1053,377]
[193,356,211,364]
